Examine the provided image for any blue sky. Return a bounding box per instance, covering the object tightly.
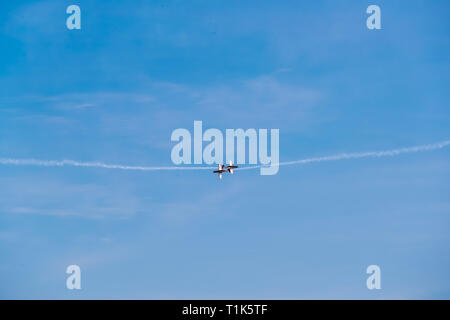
[0,0,449,299]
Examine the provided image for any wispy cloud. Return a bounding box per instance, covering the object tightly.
[0,178,142,219]
[192,76,322,127]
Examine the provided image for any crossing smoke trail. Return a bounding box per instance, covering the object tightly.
[0,140,449,172]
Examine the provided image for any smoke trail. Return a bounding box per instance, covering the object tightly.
[239,139,450,170]
[0,140,449,172]
[0,158,214,171]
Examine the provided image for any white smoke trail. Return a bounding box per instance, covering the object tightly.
[239,139,450,170]
[0,158,214,171]
[0,140,449,172]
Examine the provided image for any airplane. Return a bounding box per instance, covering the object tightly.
[213,161,239,179]
[224,160,238,174]
[213,164,227,180]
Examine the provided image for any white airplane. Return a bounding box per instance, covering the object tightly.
[213,164,227,180]
[213,161,238,179]
[224,160,238,174]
